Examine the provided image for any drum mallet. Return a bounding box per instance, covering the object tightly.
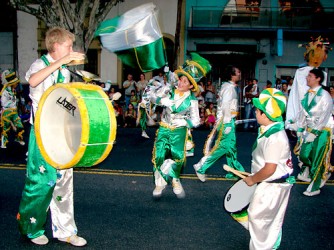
[223,164,251,179]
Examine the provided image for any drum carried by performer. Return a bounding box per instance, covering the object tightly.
[227,88,295,250]
[17,27,89,247]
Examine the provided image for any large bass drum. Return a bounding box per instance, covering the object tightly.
[35,83,116,169]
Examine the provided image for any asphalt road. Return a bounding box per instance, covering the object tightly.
[1,125,334,249]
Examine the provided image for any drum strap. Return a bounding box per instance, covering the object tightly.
[41,55,66,84]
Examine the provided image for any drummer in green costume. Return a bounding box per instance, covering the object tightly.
[17,27,86,246]
[149,53,211,199]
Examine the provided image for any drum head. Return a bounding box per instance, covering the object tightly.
[224,179,257,213]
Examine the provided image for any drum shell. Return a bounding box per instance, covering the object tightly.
[35,83,116,169]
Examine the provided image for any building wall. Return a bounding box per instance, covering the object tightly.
[17,11,38,84]
[185,0,334,89]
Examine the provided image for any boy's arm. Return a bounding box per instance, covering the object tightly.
[29,52,84,88]
[244,162,277,186]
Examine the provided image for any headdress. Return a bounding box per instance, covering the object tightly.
[299,36,331,67]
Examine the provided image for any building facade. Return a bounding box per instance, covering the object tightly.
[2,0,334,91]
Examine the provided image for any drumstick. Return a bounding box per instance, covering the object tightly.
[223,164,250,179]
[226,165,251,177]
[111,92,122,101]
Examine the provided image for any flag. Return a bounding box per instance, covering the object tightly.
[95,3,167,72]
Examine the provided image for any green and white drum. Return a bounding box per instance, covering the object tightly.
[35,83,116,169]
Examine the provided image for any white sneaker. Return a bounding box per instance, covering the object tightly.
[58,235,87,247]
[1,136,6,148]
[172,178,185,199]
[186,151,194,157]
[297,173,311,182]
[141,131,150,138]
[31,235,49,245]
[303,190,320,197]
[17,140,25,146]
[153,185,166,198]
[193,163,206,182]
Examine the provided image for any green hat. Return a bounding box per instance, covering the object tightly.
[174,53,211,92]
[2,70,20,86]
[252,88,286,121]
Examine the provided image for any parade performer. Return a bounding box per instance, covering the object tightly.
[149,53,211,199]
[136,99,156,138]
[286,36,330,129]
[232,88,294,250]
[294,68,333,196]
[17,27,87,246]
[193,65,245,181]
[1,70,25,148]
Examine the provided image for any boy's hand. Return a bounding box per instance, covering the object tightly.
[61,52,86,65]
[244,176,256,186]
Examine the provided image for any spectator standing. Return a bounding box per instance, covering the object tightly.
[136,73,148,101]
[123,73,136,108]
[205,80,216,104]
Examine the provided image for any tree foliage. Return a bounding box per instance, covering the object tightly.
[9,0,124,52]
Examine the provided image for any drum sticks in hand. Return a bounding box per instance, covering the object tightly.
[223,164,250,179]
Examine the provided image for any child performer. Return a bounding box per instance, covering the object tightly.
[17,27,86,246]
[149,53,211,199]
[232,88,295,249]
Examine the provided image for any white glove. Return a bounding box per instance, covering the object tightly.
[304,133,316,143]
[224,127,232,134]
[171,119,187,127]
[164,66,169,73]
[297,131,303,138]
[286,123,298,131]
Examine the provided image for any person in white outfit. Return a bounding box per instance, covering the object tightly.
[17,27,87,246]
[232,88,295,250]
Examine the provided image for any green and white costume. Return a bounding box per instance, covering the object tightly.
[295,86,333,192]
[17,54,78,240]
[233,122,294,249]
[195,81,245,175]
[149,81,200,186]
[1,85,24,147]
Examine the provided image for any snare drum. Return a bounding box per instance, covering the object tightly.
[224,179,257,213]
[35,83,116,169]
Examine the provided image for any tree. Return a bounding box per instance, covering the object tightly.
[9,0,124,53]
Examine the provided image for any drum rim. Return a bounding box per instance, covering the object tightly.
[223,179,257,214]
[35,83,88,169]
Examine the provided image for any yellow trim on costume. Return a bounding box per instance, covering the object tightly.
[203,120,225,155]
[187,60,206,76]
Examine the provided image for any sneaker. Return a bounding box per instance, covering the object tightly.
[58,235,87,247]
[193,164,206,182]
[303,190,320,197]
[141,131,150,138]
[1,136,6,148]
[320,173,331,188]
[297,173,311,182]
[186,151,194,157]
[153,185,166,198]
[172,178,185,199]
[17,140,25,146]
[31,235,49,245]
